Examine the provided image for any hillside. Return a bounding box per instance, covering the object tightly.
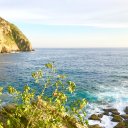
[0,17,32,53]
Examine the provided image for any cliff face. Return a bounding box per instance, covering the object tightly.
[0,17,32,53]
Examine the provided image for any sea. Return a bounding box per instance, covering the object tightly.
[0,48,128,127]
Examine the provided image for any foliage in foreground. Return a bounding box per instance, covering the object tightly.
[0,63,88,128]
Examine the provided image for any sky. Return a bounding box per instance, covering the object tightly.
[0,0,128,48]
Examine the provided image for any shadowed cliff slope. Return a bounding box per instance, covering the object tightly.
[0,17,32,53]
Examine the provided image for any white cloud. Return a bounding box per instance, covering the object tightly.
[0,0,128,48]
[0,0,128,28]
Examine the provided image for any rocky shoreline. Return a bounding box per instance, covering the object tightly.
[88,106,128,128]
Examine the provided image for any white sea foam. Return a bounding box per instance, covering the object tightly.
[10,51,20,54]
[89,115,118,128]
[87,100,128,128]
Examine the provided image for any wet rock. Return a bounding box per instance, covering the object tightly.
[114,121,128,128]
[121,114,128,120]
[89,114,101,121]
[89,124,102,128]
[103,111,109,115]
[124,106,128,114]
[98,114,103,118]
[114,122,125,128]
[124,120,128,126]
[103,108,119,116]
[111,110,120,115]
[112,115,123,122]
[103,108,118,112]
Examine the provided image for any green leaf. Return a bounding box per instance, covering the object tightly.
[7,119,11,126]
[8,86,17,94]
[68,81,76,93]
[32,70,43,79]
[45,63,53,69]
[0,122,3,128]
[0,87,3,95]
[79,99,87,109]
[57,75,66,79]
[24,85,30,92]
[0,62,88,127]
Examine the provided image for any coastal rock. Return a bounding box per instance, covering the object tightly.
[111,115,123,122]
[89,114,101,121]
[103,111,109,115]
[97,114,103,118]
[0,45,10,53]
[89,124,102,128]
[0,17,32,53]
[103,108,120,116]
[103,108,118,113]
[121,114,128,120]
[124,106,128,114]
[114,121,128,128]
[111,110,120,115]
[124,120,128,126]
[114,122,125,128]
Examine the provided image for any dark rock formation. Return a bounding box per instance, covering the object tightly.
[114,121,128,128]
[124,106,128,114]
[121,114,128,120]
[89,124,102,128]
[111,115,123,122]
[89,114,101,121]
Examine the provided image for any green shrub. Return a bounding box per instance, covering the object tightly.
[0,63,88,128]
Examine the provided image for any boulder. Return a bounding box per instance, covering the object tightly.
[112,115,123,122]
[89,114,101,121]
[111,110,120,115]
[121,114,128,120]
[103,108,118,112]
[98,114,103,118]
[124,106,128,114]
[114,121,128,128]
[103,108,120,116]
[89,124,102,128]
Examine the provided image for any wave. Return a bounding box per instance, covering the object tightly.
[87,101,128,128]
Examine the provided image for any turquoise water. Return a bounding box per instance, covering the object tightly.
[0,48,128,109]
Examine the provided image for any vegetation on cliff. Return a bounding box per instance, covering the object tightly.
[0,17,32,53]
[0,63,88,128]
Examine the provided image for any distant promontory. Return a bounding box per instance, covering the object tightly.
[0,17,32,53]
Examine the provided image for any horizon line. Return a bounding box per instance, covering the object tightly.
[33,47,128,49]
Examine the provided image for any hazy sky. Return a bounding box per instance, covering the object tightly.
[0,0,128,48]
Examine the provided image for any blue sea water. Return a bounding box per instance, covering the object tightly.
[0,48,128,112]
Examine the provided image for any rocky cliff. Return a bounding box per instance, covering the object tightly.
[0,17,32,53]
